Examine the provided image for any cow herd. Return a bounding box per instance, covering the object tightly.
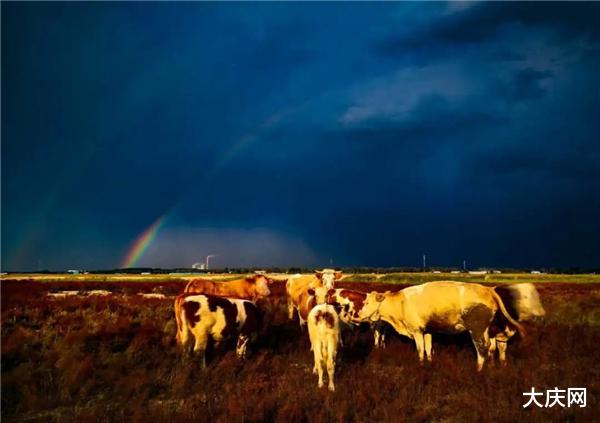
[174,270,545,392]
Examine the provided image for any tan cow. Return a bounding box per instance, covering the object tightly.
[347,281,525,370]
[184,274,272,299]
[286,269,342,326]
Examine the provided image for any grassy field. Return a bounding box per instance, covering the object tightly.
[2,274,599,422]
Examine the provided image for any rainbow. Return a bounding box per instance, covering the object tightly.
[118,109,294,270]
[121,214,168,268]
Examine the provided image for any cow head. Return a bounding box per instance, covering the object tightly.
[251,274,272,297]
[315,269,343,289]
[307,287,336,305]
[356,291,387,322]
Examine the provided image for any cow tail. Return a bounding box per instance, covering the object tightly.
[491,289,527,340]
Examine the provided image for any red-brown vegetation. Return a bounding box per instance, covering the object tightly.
[2,279,599,422]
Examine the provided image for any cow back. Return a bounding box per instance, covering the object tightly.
[185,277,261,300]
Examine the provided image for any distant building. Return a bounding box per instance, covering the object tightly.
[468,270,488,275]
[141,272,151,275]
[67,269,80,275]
[432,270,441,274]
[531,270,542,274]
[450,270,461,274]
[192,262,206,270]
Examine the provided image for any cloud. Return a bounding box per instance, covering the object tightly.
[376,3,600,60]
[3,3,599,269]
[509,68,552,101]
[338,62,509,130]
[137,227,319,268]
[371,4,600,81]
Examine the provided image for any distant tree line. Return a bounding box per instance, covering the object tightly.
[9,266,598,274]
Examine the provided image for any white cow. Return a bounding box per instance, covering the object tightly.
[307,303,341,392]
[489,283,545,363]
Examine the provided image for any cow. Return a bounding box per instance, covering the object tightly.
[343,281,525,371]
[309,286,387,348]
[307,303,341,392]
[286,269,342,326]
[489,283,545,364]
[184,274,272,300]
[174,293,261,368]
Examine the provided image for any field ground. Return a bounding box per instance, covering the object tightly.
[2,274,599,422]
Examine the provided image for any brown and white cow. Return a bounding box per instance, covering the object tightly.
[286,269,342,326]
[489,283,545,363]
[175,293,261,368]
[310,286,387,347]
[184,274,272,300]
[344,281,525,370]
[307,304,341,392]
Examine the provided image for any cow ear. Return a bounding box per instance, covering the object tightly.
[314,271,323,280]
[307,288,315,296]
[375,293,385,302]
[334,271,343,280]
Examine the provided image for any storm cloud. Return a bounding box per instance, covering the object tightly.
[2,2,599,270]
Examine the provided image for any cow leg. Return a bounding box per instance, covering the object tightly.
[236,334,250,360]
[313,340,324,388]
[488,337,497,361]
[193,333,209,369]
[470,330,491,372]
[287,299,295,320]
[326,338,336,392]
[308,327,318,373]
[373,323,386,349]
[494,330,511,365]
[497,340,508,365]
[424,333,433,362]
[414,331,425,363]
[373,326,381,348]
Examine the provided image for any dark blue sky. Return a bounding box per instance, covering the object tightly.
[2,2,599,270]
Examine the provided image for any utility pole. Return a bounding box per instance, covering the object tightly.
[206,254,218,270]
[423,254,427,269]
[463,259,466,271]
